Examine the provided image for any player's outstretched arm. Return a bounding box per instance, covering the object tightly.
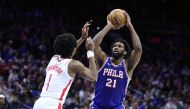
[76,21,91,49]
[68,37,97,82]
[124,11,142,77]
[71,21,90,59]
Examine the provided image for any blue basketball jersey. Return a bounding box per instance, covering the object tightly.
[92,57,131,108]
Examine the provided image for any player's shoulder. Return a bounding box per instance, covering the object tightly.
[68,59,84,76]
[68,59,83,68]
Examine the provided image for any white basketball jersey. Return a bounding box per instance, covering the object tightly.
[40,55,75,104]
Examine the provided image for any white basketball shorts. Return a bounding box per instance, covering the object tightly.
[33,97,62,109]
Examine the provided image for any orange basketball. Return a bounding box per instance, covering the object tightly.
[108,9,127,28]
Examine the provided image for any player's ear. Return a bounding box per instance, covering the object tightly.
[124,51,127,55]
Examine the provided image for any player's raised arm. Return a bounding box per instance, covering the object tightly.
[76,21,91,49]
[124,11,142,77]
[93,18,115,66]
[71,21,90,59]
[69,37,97,82]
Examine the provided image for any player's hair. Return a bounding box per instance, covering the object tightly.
[111,38,131,59]
[53,33,77,58]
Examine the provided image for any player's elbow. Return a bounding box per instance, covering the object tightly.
[135,47,142,55]
[93,43,100,49]
[90,74,97,82]
[91,78,96,82]
[89,72,97,82]
[87,77,96,82]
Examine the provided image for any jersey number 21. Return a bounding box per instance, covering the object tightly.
[106,78,117,88]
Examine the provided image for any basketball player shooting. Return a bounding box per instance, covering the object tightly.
[90,10,142,109]
[33,22,97,109]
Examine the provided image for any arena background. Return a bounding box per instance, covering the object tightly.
[0,0,189,108]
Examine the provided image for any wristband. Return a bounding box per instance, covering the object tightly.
[0,94,5,99]
[87,51,94,58]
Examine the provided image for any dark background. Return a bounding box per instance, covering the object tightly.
[0,0,190,109]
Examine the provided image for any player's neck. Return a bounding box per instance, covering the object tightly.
[110,57,123,65]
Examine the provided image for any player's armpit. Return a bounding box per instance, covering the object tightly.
[94,46,107,67]
[126,49,142,77]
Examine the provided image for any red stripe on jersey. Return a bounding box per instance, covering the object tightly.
[59,80,72,100]
[58,102,62,109]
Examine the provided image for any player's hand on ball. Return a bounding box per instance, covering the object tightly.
[107,15,120,30]
[122,10,132,27]
[81,21,91,39]
[107,9,127,29]
[85,37,94,51]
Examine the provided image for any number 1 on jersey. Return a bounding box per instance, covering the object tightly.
[106,78,117,88]
[46,74,52,91]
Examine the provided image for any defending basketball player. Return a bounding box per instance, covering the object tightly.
[90,10,142,109]
[33,22,97,109]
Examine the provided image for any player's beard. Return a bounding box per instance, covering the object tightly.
[111,52,123,60]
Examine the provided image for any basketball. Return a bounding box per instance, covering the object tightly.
[108,9,127,28]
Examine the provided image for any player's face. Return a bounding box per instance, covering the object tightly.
[111,42,126,59]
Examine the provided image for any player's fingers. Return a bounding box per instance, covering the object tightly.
[122,10,128,15]
[82,22,89,29]
[82,23,91,31]
[86,27,89,31]
[84,21,91,26]
[122,10,129,19]
[84,23,91,28]
[84,21,89,25]
[107,14,110,20]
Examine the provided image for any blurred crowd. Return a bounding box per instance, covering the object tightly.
[0,0,190,109]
